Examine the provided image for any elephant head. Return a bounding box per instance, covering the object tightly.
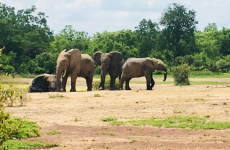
[93,51,123,90]
[153,58,167,81]
[28,74,57,92]
[56,49,81,92]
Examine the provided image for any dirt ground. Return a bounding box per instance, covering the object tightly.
[6,77,230,150]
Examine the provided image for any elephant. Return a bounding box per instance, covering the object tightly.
[28,74,57,92]
[56,49,81,92]
[78,54,95,91]
[119,57,167,90]
[93,51,124,90]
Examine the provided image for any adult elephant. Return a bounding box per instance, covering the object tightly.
[56,49,81,92]
[119,57,167,90]
[79,54,95,91]
[93,51,124,90]
[28,74,56,92]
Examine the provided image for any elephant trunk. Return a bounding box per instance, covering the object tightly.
[163,68,167,82]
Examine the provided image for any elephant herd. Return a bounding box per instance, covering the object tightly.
[28,49,167,93]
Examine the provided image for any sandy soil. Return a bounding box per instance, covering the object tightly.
[6,77,230,150]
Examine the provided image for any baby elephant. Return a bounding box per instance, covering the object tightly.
[28,74,57,92]
[119,57,167,90]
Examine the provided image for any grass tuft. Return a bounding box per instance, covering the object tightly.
[49,94,64,98]
[101,117,117,122]
[47,130,61,135]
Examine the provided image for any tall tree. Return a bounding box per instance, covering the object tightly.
[160,3,198,57]
[0,3,53,71]
[135,19,160,57]
[50,25,90,53]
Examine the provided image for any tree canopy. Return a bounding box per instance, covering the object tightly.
[0,3,230,75]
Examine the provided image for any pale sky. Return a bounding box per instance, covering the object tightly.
[1,0,230,36]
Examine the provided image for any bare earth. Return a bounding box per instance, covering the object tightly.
[6,77,230,150]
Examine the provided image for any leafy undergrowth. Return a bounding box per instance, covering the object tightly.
[107,116,230,130]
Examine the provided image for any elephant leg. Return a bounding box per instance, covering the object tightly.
[119,78,124,90]
[70,74,77,92]
[125,78,132,90]
[86,77,93,91]
[110,74,116,90]
[150,76,155,88]
[99,72,106,90]
[144,74,152,90]
[61,73,69,92]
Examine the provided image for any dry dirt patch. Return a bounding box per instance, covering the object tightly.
[6,77,230,149]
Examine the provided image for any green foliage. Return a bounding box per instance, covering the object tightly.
[0,4,53,74]
[1,3,230,75]
[48,94,64,98]
[3,140,58,150]
[47,130,61,135]
[101,117,117,122]
[171,64,191,85]
[101,131,115,136]
[111,116,230,130]
[160,3,198,57]
[0,83,27,107]
[0,110,40,147]
[92,76,120,90]
[94,94,101,97]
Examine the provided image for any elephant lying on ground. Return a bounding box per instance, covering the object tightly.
[56,49,95,92]
[28,74,57,92]
[119,57,167,90]
[93,51,124,90]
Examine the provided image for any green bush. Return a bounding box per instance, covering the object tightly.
[92,76,120,90]
[0,84,27,107]
[171,64,191,85]
[0,109,40,148]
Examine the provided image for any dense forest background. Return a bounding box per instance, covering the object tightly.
[0,3,230,75]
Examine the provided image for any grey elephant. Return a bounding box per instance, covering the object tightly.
[56,49,81,92]
[93,51,124,90]
[28,74,57,92]
[119,57,167,90]
[56,49,95,92]
[78,54,95,91]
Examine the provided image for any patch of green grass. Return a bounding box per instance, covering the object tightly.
[194,98,205,101]
[101,117,117,122]
[3,140,58,150]
[12,118,40,139]
[110,116,230,130]
[130,138,137,143]
[47,130,61,135]
[49,94,64,98]
[94,94,101,97]
[102,131,115,136]
[190,71,230,78]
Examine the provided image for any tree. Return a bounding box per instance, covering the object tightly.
[135,19,160,57]
[160,3,198,57]
[50,25,90,53]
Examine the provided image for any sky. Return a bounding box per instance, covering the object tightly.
[1,0,230,36]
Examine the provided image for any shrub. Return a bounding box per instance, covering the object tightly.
[171,64,191,85]
[0,84,27,107]
[92,76,120,90]
[0,109,40,147]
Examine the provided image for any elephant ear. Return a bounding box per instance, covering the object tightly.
[93,51,102,66]
[68,49,81,69]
